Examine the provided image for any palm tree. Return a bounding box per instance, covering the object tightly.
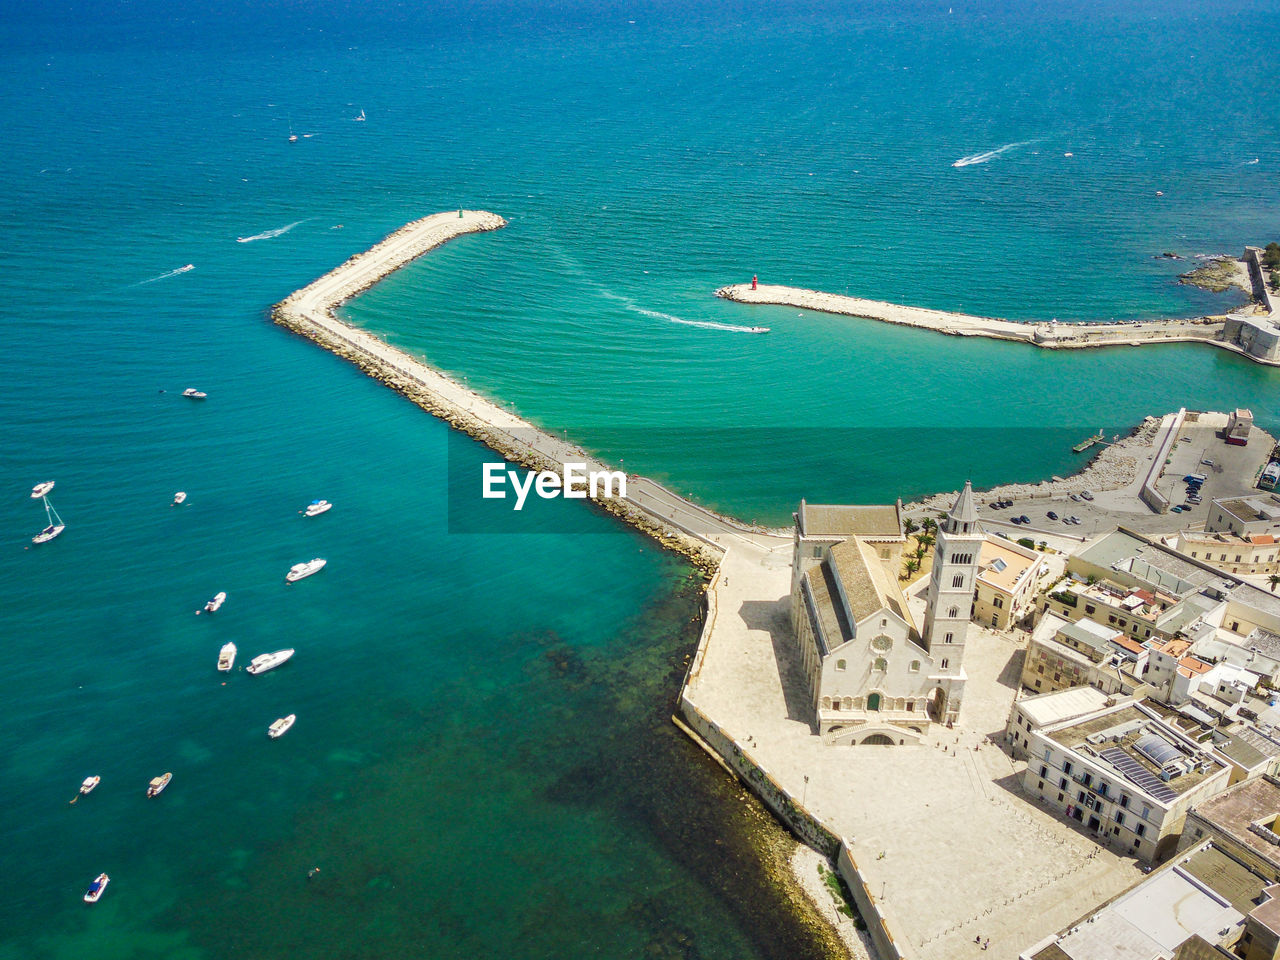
[914,544,927,562]
[904,517,919,535]
[917,532,936,550]
[903,557,921,579]
[1269,574,1280,593]
[921,517,938,534]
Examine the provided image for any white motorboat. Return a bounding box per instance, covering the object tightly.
[83,873,110,903]
[748,327,771,334]
[32,496,65,544]
[80,776,100,795]
[201,591,227,614]
[172,491,187,505]
[246,648,295,675]
[303,499,332,517]
[181,388,207,399]
[31,481,55,499]
[146,772,172,798]
[267,714,297,739]
[217,641,237,672]
[285,558,326,582]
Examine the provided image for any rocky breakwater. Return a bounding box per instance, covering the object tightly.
[272,211,724,572]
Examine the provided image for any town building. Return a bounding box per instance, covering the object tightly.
[1174,528,1280,577]
[1005,685,1116,761]
[1020,613,1147,697]
[1020,838,1280,960]
[973,535,1049,630]
[1181,775,1280,882]
[1229,408,1255,446]
[1207,495,1280,538]
[1021,699,1232,862]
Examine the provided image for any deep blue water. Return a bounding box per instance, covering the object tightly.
[2,1,1279,957]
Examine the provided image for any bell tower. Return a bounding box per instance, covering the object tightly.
[921,481,983,722]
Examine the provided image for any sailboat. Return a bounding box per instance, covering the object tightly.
[288,119,298,143]
[354,108,366,122]
[32,496,65,544]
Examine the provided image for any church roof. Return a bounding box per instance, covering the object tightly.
[795,500,903,540]
[826,539,915,630]
[948,480,979,526]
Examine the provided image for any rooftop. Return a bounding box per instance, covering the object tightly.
[1072,530,1219,596]
[1017,687,1114,729]
[827,538,913,628]
[1027,842,1255,960]
[1058,618,1122,655]
[795,500,903,540]
[1044,704,1225,801]
[1216,496,1280,525]
[978,537,1037,593]
[1189,775,1280,871]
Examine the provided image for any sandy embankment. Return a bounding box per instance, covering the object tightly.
[789,847,874,960]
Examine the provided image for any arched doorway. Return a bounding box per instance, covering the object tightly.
[928,687,947,722]
[861,733,895,745]
[867,692,882,711]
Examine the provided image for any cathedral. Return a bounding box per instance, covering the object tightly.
[790,483,982,745]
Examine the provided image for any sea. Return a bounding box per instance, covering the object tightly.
[1,1,1278,957]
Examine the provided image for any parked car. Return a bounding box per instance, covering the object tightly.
[1010,516,1023,524]
[1068,516,1082,524]
[1171,506,1184,513]
[1201,458,1215,467]
[1047,511,1059,520]
[1069,493,1081,502]
[1080,491,1094,501]
[1018,515,1031,524]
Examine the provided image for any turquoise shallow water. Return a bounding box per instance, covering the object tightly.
[2,1,1279,957]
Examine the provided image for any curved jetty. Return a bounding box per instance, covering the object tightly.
[716,282,1280,366]
[273,211,773,568]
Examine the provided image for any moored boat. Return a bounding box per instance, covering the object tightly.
[172,491,187,505]
[83,873,109,903]
[285,558,326,582]
[146,772,172,797]
[217,641,237,672]
[79,776,101,795]
[246,648,295,675]
[181,388,207,399]
[202,591,227,614]
[33,523,65,544]
[31,481,55,499]
[303,499,332,517]
[267,714,297,739]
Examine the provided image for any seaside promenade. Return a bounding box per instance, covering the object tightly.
[716,282,1279,365]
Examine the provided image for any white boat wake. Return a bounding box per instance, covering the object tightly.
[237,220,306,243]
[633,306,768,334]
[952,140,1038,168]
[1244,158,1260,165]
[135,264,194,285]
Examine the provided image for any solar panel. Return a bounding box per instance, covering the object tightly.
[1099,747,1179,804]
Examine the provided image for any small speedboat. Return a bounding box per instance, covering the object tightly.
[32,523,65,544]
[285,558,326,582]
[303,499,332,517]
[748,327,771,334]
[79,776,101,796]
[31,481,55,499]
[217,641,236,672]
[172,491,187,506]
[181,388,207,399]
[146,772,172,798]
[83,873,110,903]
[268,714,297,739]
[201,591,227,614]
[246,648,295,675]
